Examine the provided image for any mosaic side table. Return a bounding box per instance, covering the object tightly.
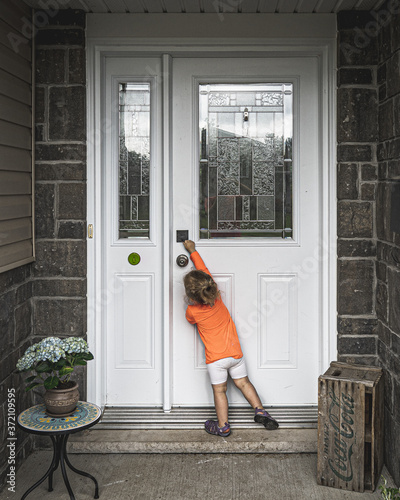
[17,401,102,500]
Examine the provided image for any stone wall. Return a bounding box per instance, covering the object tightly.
[337,12,379,365]
[337,8,400,486]
[33,9,87,395]
[0,266,34,491]
[376,6,400,486]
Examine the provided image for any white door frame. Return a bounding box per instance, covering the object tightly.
[86,15,337,411]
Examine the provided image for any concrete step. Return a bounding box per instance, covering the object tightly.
[69,428,317,454]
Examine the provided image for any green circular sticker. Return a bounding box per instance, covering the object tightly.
[128,252,141,266]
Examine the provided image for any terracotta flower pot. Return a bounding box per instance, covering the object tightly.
[43,381,79,417]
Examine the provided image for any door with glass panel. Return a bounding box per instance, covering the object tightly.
[104,55,322,409]
[172,57,321,407]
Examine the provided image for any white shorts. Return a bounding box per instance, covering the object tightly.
[206,357,248,385]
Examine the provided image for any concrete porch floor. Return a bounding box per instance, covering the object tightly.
[1,429,397,500]
[0,451,396,500]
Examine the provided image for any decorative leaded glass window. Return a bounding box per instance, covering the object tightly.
[118,83,150,239]
[199,83,293,239]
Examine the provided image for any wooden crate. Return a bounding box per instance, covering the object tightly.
[317,362,384,492]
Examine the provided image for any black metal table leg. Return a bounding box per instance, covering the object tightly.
[59,434,75,500]
[21,435,59,500]
[63,435,100,499]
[48,435,61,492]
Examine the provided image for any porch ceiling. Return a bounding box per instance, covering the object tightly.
[23,0,385,13]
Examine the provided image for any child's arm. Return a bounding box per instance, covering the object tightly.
[183,240,211,276]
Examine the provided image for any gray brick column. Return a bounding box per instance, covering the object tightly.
[337,12,379,365]
[33,10,87,394]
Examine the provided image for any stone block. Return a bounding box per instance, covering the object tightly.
[385,407,400,485]
[36,28,85,47]
[49,86,85,141]
[35,183,55,239]
[386,51,400,97]
[33,241,86,278]
[377,139,400,162]
[46,9,86,28]
[33,278,86,297]
[337,238,375,257]
[338,28,378,66]
[337,144,373,162]
[34,298,86,336]
[35,124,45,142]
[337,163,358,199]
[376,182,392,241]
[376,280,388,322]
[0,265,31,296]
[58,221,86,239]
[361,163,377,181]
[392,332,400,356]
[35,49,66,84]
[387,159,400,181]
[69,48,85,84]
[377,321,391,346]
[58,182,86,219]
[35,162,86,181]
[388,267,400,332]
[338,68,373,86]
[360,182,376,200]
[379,82,387,101]
[16,281,33,305]
[0,292,15,356]
[338,259,374,315]
[337,317,377,335]
[378,17,392,64]
[376,260,387,281]
[337,335,377,355]
[14,301,32,345]
[393,95,400,137]
[35,143,86,162]
[377,62,386,85]
[337,201,373,238]
[379,98,394,141]
[337,88,378,142]
[392,11,400,51]
[378,161,388,180]
[35,86,45,123]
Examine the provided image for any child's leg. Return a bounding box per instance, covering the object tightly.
[211,381,229,427]
[232,376,263,410]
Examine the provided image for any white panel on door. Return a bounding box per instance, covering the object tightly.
[114,273,154,369]
[258,273,298,369]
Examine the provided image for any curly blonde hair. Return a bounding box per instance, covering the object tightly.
[183,270,220,306]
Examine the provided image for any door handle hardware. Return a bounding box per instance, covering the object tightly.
[176,254,189,267]
[176,230,189,242]
[88,224,93,239]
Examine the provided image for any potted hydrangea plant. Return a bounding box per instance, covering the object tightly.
[17,337,94,416]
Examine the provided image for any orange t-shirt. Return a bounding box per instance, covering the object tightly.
[185,251,243,364]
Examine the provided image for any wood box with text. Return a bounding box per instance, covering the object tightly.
[317,362,384,492]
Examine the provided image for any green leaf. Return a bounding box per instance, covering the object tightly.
[44,376,60,390]
[54,358,67,370]
[83,352,94,361]
[25,375,37,383]
[58,366,74,377]
[25,382,41,392]
[74,360,87,366]
[36,361,52,373]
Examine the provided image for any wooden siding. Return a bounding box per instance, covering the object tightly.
[0,0,34,273]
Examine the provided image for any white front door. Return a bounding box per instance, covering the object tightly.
[172,57,320,407]
[102,54,323,411]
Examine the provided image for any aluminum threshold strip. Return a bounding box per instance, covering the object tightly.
[98,406,318,429]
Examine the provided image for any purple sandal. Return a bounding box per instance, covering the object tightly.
[204,420,231,437]
[254,408,279,430]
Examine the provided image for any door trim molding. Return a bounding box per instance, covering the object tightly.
[86,35,337,411]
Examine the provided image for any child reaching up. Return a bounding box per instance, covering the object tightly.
[183,240,279,437]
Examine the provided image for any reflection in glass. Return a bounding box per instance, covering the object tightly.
[199,83,293,239]
[118,83,150,239]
